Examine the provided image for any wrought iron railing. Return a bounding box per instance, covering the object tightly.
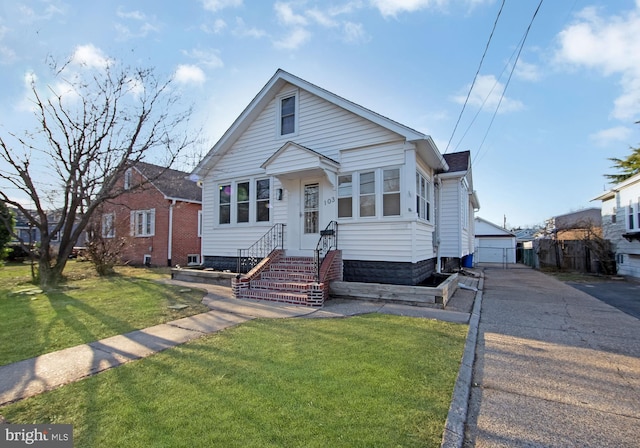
[314,221,338,281]
[237,223,286,273]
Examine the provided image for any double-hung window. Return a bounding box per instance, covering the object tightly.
[359,171,376,217]
[131,209,155,237]
[219,185,231,224]
[218,179,271,225]
[280,96,296,135]
[416,172,431,221]
[237,182,250,223]
[256,179,270,222]
[630,201,635,230]
[338,175,353,218]
[383,168,400,216]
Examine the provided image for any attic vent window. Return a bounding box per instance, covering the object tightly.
[280,95,296,135]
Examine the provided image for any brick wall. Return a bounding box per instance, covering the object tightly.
[98,169,201,267]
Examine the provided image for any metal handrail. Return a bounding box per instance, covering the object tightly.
[237,223,286,273]
[314,221,338,281]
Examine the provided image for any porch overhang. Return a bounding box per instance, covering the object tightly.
[261,141,340,186]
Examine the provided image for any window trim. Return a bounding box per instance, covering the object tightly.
[416,171,432,222]
[382,168,401,217]
[131,209,155,237]
[337,174,353,219]
[256,178,271,223]
[276,89,299,138]
[216,178,273,226]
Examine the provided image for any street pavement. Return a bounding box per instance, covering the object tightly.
[464,265,640,448]
[567,278,640,319]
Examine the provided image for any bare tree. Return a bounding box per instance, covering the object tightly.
[0,58,196,288]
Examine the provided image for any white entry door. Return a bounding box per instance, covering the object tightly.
[300,181,320,250]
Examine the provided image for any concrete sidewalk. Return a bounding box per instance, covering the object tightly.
[0,277,477,407]
[463,265,640,448]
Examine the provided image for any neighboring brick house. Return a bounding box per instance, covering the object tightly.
[98,161,202,267]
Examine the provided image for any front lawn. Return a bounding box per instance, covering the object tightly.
[1,314,467,448]
[0,261,209,365]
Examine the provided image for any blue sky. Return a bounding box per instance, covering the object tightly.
[1,0,639,229]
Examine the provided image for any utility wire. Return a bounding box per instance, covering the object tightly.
[473,0,544,167]
[445,0,505,154]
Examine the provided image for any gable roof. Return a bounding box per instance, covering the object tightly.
[134,161,202,203]
[475,217,515,237]
[192,69,448,178]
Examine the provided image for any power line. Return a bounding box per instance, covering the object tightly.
[445,0,506,154]
[473,0,545,166]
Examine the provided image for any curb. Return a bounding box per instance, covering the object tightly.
[440,272,484,448]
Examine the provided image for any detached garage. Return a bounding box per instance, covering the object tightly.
[474,217,516,264]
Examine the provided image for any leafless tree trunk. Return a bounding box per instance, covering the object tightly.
[0,58,197,288]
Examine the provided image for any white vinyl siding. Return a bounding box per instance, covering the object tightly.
[199,82,438,263]
[338,220,434,263]
[213,85,400,178]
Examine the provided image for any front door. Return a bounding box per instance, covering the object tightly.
[300,182,320,250]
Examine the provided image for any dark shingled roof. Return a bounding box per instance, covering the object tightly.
[134,161,202,203]
[442,151,470,173]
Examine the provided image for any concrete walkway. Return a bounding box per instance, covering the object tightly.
[463,265,640,448]
[0,277,477,407]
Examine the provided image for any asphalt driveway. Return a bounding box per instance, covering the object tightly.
[567,278,640,319]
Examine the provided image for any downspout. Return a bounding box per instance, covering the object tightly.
[167,200,175,267]
[435,179,442,273]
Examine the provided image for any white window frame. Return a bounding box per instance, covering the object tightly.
[102,212,115,238]
[131,209,155,237]
[629,200,635,230]
[276,89,299,138]
[416,171,432,222]
[358,170,376,218]
[216,178,273,226]
[337,174,353,219]
[187,254,201,265]
[382,168,401,217]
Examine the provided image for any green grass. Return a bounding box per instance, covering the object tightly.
[0,261,210,366]
[1,315,467,448]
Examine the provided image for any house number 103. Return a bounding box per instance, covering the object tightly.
[324,197,335,206]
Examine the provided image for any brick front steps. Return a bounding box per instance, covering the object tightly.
[233,252,342,307]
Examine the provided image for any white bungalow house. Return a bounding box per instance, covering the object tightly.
[593,171,640,279]
[191,70,479,306]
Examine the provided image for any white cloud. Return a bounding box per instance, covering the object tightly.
[370,0,446,17]
[183,48,224,69]
[555,4,640,120]
[202,18,227,34]
[70,44,112,69]
[174,64,206,85]
[274,27,311,50]
[275,2,308,26]
[232,17,267,38]
[514,59,541,82]
[453,74,524,113]
[201,0,243,13]
[590,126,633,147]
[306,8,339,27]
[116,7,146,21]
[343,22,369,44]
